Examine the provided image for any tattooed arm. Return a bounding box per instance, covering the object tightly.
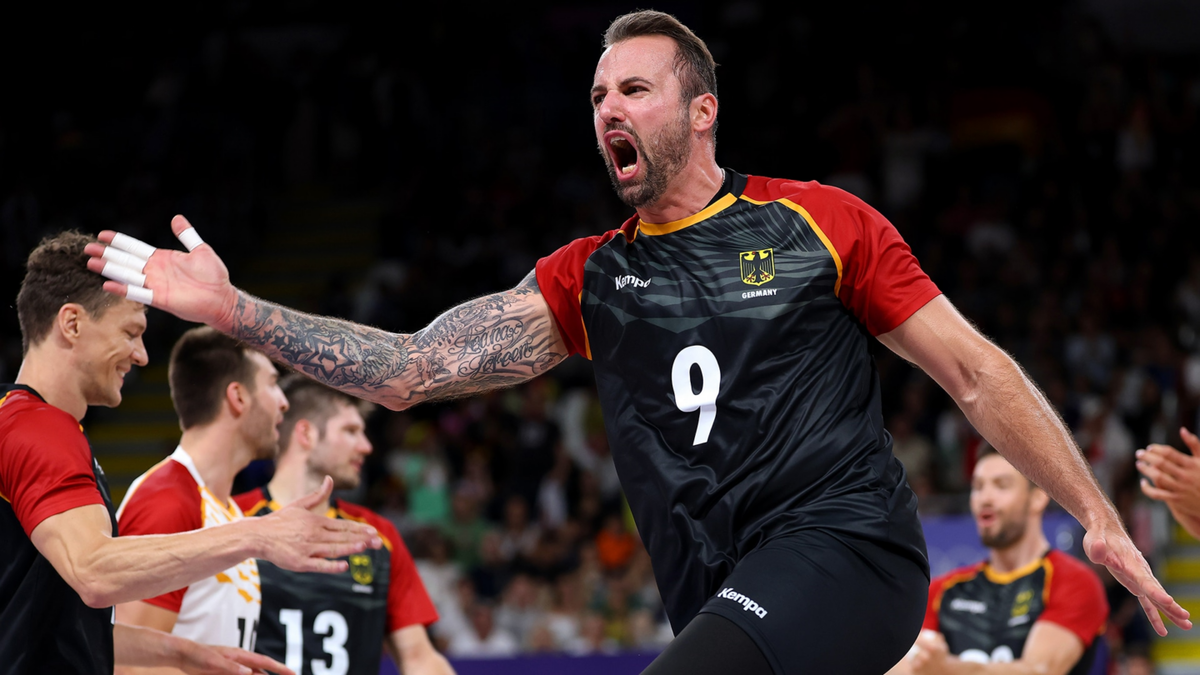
[86,217,568,409]
[230,270,567,409]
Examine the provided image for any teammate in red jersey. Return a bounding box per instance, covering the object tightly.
[887,447,1108,675]
[0,232,371,675]
[86,9,1187,675]
[115,326,291,668]
[235,375,453,675]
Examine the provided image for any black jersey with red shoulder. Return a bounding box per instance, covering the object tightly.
[536,170,941,633]
[925,550,1108,673]
[235,487,437,675]
[0,384,118,675]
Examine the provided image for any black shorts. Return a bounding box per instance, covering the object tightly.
[695,529,928,675]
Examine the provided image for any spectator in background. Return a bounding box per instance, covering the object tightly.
[447,602,519,658]
[1138,427,1200,538]
[442,487,491,572]
[596,511,638,573]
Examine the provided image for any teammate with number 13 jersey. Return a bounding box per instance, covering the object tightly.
[235,375,446,675]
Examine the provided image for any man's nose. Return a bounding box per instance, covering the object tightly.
[596,91,626,124]
[132,338,149,366]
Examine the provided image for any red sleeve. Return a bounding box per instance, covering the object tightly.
[750,178,941,335]
[116,461,202,613]
[1039,551,1109,647]
[534,227,625,359]
[923,574,944,631]
[0,399,104,537]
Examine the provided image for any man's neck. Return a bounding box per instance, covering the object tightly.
[15,351,87,421]
[179,425,255,506]
[987,529,1051,574]
[267,452,330,513]
[634,154,724,225]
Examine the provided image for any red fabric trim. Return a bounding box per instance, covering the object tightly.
[535,226,626,358]
[1038,550,1109,647]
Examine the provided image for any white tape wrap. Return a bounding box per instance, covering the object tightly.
[125,285,154,305]
[101,247,148,273]
[109,233,157,260]
[177,227,204,252]
[100,262,147,288]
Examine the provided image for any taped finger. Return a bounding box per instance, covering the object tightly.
[176,227,204,252]
[101,246,148,273]
[126,286,154,305]
[109,232,157,260]
[100,262,146,288]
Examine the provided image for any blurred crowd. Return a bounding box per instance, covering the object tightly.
[2,1,1199,667]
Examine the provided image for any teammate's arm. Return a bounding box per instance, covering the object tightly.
[114,622,292,675]
[877,295,1189,635]
[385,625,456,675]
[30,477,379,608]
[84,217,568,411]
[113,602,182,675]
[900,623,1083,675]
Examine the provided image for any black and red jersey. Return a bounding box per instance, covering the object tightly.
[235,487,438,675]
[0,384,118,675]
[925,549,1108,672]
[536,169,941,632]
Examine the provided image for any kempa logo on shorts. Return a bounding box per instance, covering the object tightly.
[614,274,652,290]
[716,587,768,618]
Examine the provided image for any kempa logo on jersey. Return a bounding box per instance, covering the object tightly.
[949,598,988,614]
[716,587,768,618]
[615,274,652,290]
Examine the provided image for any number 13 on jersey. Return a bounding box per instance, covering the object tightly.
[672,345,721,445]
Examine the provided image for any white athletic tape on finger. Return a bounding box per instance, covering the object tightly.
[125,285,153,305]
[176,227,204,252]
[109,232,157,260]
[101,247,148,273]
[100,261,147,288]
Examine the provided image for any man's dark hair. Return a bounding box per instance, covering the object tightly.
[169,326,258,430]
[976,443,1035,487]
[17,230,119,354]
[277,374,367,452]
[604,10,718,104]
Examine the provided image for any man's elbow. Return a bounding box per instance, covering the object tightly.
[950,343,1014,412]
[75,577,119,609]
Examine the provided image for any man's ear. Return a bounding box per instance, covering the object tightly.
[57,303,85,346]
[293,418,318,451]
[691,93,718,134]
[1030,485,1051,515]
[225,380,248,416]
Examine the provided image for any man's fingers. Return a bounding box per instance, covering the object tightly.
[298,557,351,574]
[1139,594,1168,636]
[1182,427,1200,455]
[101,246,149,272]
[294,475,334,510]
[108,232,158,259]
[176,224,205,252]
[214,647,294,675]
[321,520,383,549]
[97,260,147,288]
[1141,478,1176,502]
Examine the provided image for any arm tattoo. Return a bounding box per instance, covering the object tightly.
[230,270,567,407]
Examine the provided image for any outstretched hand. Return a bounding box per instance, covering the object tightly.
[1139,428,1200,532]
[84,215,240,331]
[257,476,383,574]
[180,642,294,675]
[1084,520,1191,636]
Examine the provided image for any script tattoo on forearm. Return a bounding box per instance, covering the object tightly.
[230,271,566,405]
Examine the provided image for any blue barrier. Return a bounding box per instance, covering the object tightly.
[382,653,659,675]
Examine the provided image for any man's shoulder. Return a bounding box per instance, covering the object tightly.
[233,487,270,516]
[120,458,200,514]
[932,561,988,589]
[0,388,82,440]
[1045,549,1104,592]
[741,175,861,210]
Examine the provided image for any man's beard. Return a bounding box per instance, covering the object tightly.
[979,515,1027,550]
[601,108,692,208]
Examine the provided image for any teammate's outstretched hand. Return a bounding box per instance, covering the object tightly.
[180,642,294,675]
[1139,428,1200,537]
[1084,519,1191,636]
[256,476,383,574]
[84,215,240,331]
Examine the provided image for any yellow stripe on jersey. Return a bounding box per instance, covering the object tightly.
[638,193,738,236]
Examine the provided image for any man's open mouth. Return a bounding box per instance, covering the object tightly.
[605,131,640,179]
